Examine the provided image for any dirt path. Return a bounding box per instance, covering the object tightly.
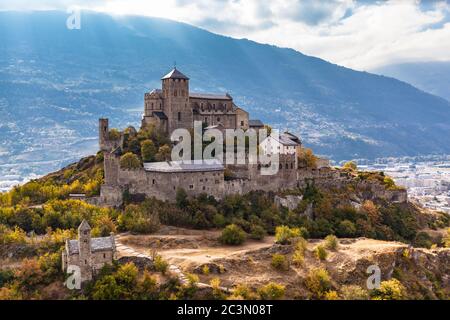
[115,233,189,284]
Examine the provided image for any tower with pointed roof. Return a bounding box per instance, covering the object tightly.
[78,220,92,281]
[161,67,192,133]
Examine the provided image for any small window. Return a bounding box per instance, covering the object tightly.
[178,112,181,121]
[217,117,220,122]
[152,179,156,185]
[189,185,194,189]
[103,253,106,259]
[202,186,206,191]
[241,121,244,126]
[85,260,87,265]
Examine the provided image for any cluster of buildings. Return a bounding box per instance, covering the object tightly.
[97,68,311,206]
[62,68,410,283]
[359,158,450,213]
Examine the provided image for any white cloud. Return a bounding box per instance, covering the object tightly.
[1,0,450,70]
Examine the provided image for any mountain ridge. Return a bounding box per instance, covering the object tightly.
[1,10,450,184]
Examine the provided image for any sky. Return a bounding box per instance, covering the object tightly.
[1,0,450,71]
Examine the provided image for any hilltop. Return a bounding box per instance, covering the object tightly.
[2,11,450,187]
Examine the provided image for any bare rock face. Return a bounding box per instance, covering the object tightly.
[117,256,154,271]
[329,240,449,299]
[274,195,303,211]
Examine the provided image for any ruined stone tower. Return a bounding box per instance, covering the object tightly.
[99,118,109,151]
[78,220,92,282]
[161,67,192,133]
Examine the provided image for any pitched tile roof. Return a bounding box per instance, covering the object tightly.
[249,120,264,127]
[161,68,189,80]
[144,159,224,173]
[190,92,232,100]
[67,237,115,255]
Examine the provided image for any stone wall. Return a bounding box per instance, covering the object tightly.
[115,167,225,201]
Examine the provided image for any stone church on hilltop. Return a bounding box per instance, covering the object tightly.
[141,67,263,133]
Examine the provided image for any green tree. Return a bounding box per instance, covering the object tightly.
[141,140,157,162]
[219,224,246,245]
[155,145,171,162]
[120,152,141,169]
[176,188,188,208]
[337,220,357,237]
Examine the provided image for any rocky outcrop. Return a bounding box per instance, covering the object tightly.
[274,195,303,210]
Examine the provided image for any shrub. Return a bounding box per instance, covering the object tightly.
[271,254,289,271]
[275,225,300,245]
[343,161,357,171]
[336,220,357,237]
[298,227,310,239]
[340,285,369,300]
[305,268,332,299]
[119,204,160,234]
[295,237,308,253]
[219,224,246,245]
[443,228,450,248]
[119,152,141,169]
[371,279,406,300]
[324,235,339,250]
[154,255,169,275]
[314,245,328,261]
[186,273,199,287]
[292,249,305,267]
[324,290,339,300]
[230,284,258,300]
[258,282,285,300]
[0,269,14,288]
[210,278,226,300]
[413,232,433,248]
[202,265,210,275]
[0,225,27,245]
[249,225,266,240]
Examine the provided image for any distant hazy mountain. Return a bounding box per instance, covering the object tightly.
[373,61,450,102]
[1,11,450,184]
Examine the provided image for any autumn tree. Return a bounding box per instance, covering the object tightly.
[120,152,141,169]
